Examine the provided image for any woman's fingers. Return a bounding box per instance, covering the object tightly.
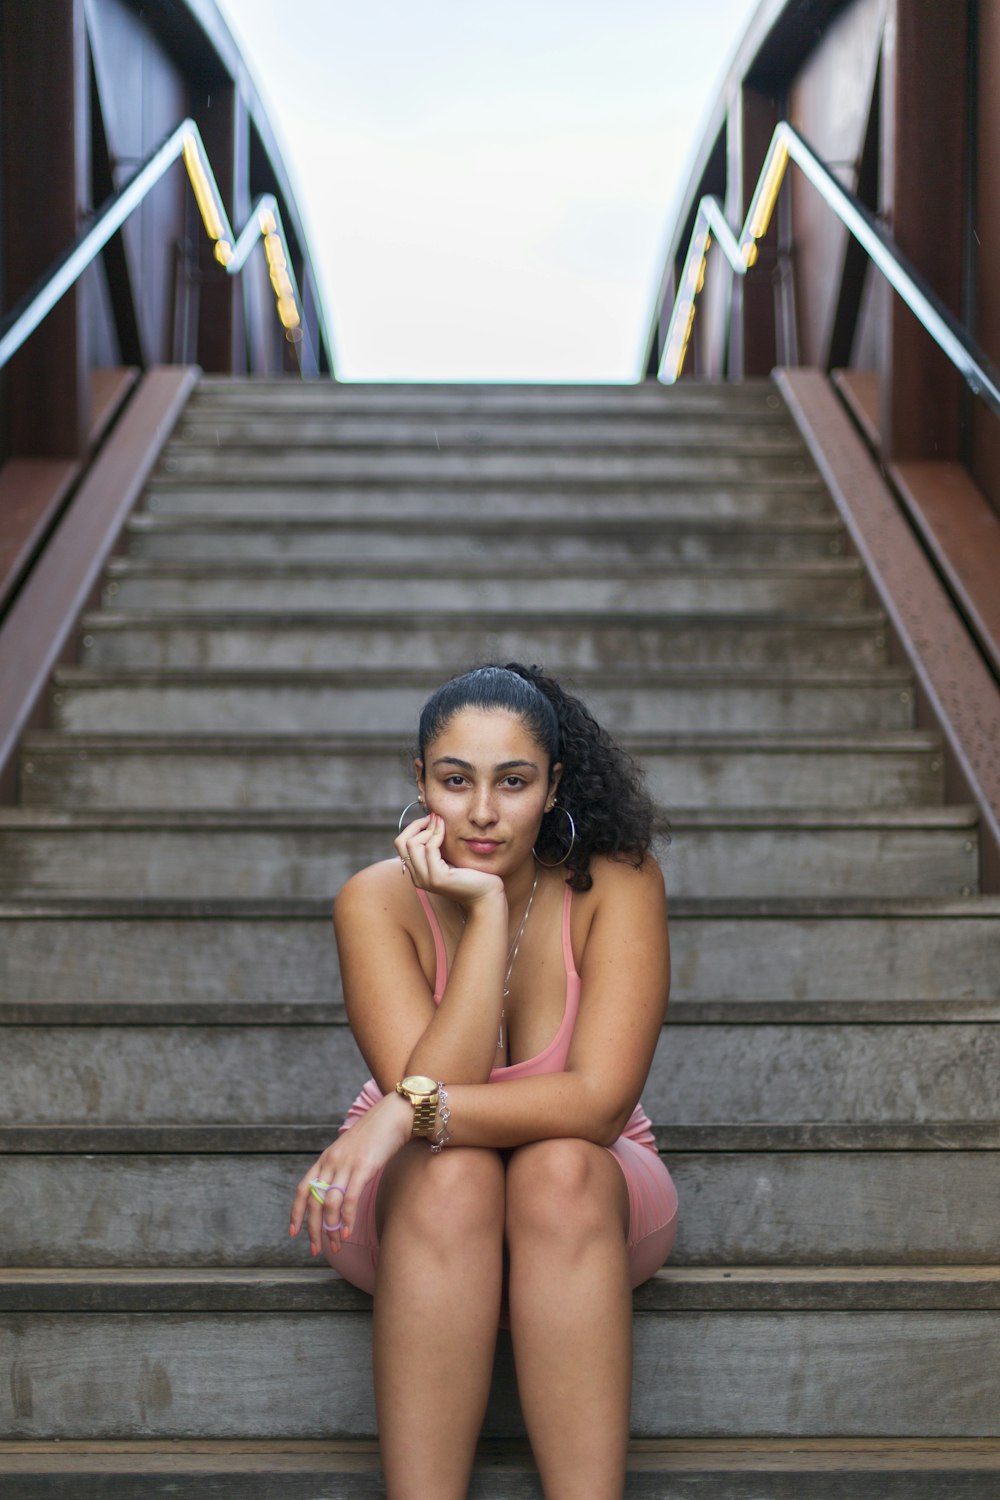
[396,813,445,889]
[394,812,432,869]
[290,1162,349,1257]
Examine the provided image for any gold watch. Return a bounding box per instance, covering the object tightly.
[395,1075,440,1139]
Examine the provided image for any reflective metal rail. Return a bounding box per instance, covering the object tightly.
[657,120,1000,421]
[0,117,320,373]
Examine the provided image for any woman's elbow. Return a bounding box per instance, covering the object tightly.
[588,1099,634,1148]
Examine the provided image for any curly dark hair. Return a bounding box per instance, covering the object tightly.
[416,662,664,891]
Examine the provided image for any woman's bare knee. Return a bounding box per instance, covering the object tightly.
[505,1138,627,1246]
[379,1144,506,1245]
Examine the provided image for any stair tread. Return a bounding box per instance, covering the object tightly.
[169,430,809,452]
[6,1433,1000,1472]
[104,558,862,579]
[127,512,843,534]
[51,664,915,686]
[2,893,995,916]
[0,804,977,829]
[20,728,940,754]
[4,996,999,1024]
[80,606,885,627]
[4,1120,1000,1152]
[3,1264,999,1313]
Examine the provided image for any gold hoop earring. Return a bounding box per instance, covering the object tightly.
[398,798,425,833]
[533,802,576,867]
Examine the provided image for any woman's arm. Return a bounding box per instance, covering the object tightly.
[334,813,512,1086]
[436,855,669,1148]
[292,852,667,1257]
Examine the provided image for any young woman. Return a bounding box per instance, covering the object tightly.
[290,663,678,1500]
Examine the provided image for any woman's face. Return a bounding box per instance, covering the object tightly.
[416,708,561,876]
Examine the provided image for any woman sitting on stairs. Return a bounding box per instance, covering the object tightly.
[290,662,678,1500]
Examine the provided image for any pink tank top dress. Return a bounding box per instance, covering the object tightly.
[332,883,678,1296]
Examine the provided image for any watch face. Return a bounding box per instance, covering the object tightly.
[401,1075,437,1098]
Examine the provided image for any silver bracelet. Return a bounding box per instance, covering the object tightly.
[429,1081,451,1153]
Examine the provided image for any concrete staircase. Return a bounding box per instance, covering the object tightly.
[2,376,999,1497]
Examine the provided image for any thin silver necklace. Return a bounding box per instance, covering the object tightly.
[459,862,540,1052]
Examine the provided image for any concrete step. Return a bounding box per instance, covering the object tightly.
[74,611,889,672]
[1,1268,998,1437]
[170,416,808,451]
[8,1263,1000,1314]
[4,897,994,1011]
[124,513,847,564]
[142,481,832,521]
[155,449,817,484]
[18,731,944,810]
[1,1021,994,1127]
[47,667,918,734]
[0,807,978,899]
[4,1436,1000,1500]
[98,560,867,615]
[188,376,793,414]
[3,1133,997,1266]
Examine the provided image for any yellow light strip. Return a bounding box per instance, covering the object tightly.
[260,209,303,340]
[183,135,231,263]
[660,130,793,383]
[661,219,714,381]
[747,138,789,244]
[183,132,301,343]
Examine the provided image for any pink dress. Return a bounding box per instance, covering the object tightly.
[331,882,679,1295]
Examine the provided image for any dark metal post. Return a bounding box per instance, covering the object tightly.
[0,0,91,457]
[880,0,969,461]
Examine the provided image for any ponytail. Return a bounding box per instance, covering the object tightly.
[504,662,661,891]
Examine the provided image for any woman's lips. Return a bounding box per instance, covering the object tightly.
[463,839,501,854]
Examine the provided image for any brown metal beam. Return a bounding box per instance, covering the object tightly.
[0,367,198,805]
[889,461,1000,684]
[880,0,968,461]
[87,45,148,370]
[727,86,781,378]
[0,0,91,458]
[777,367,1000,891]
[826,56,881,372]
[193,82,249,373]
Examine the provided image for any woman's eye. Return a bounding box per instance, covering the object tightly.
[443,775,467,787]
[502,777,525,789]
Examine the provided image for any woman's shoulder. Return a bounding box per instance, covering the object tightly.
[332,858,413,924]
[569,853,666,958]
[582,851,665,901]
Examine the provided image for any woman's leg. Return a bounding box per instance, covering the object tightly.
[372,1142,506,1500]
[505,1138,632,1500]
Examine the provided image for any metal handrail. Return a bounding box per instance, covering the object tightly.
[656,120,1000,421]
[0,117,322,373]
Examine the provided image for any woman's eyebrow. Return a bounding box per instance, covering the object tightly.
[431,756,540,772]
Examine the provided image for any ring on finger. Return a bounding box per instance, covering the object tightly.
[323,1219,344,1234]
[308,1178,333,1205]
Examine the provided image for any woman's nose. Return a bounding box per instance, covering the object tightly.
[469,787,498,825]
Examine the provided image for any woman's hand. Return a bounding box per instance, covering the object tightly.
[289,1091,412,1260]
[394,811,504,909]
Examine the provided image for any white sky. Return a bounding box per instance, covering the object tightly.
[215,0,761,381]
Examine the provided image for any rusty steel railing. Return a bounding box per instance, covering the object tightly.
[0,117,322,373]
[656,120,1000,420]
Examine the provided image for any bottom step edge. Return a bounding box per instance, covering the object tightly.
[4,1439,1000,1500]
